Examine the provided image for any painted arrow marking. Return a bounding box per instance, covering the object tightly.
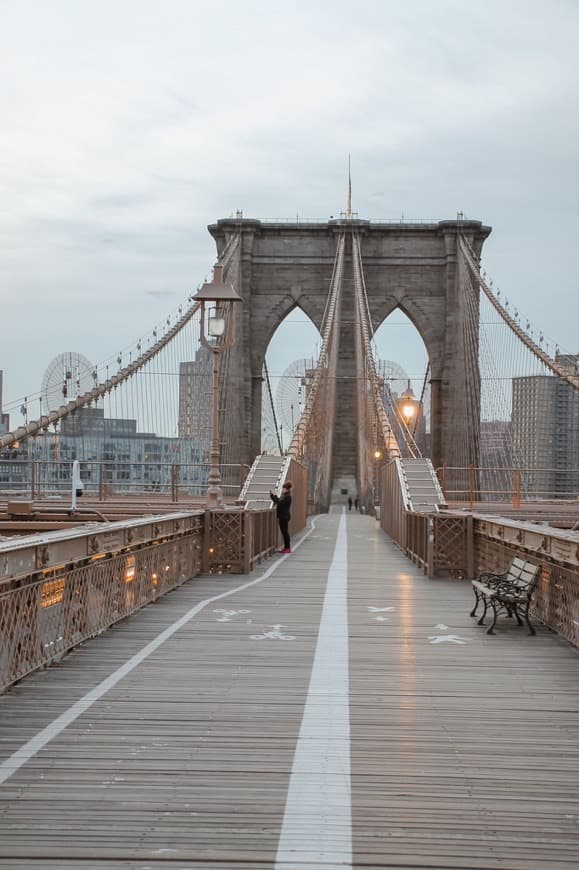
[428,634,468,645]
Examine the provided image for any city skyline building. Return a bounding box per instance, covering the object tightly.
[178,347,211,448]
[512,354,579,497]
[0,406,209,497]
[0,371,9,435]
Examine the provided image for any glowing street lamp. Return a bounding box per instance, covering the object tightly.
[193,264,242,508]
[373,449,383,509]
[398,383,421,432]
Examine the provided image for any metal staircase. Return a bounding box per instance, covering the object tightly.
[398,458,446,512]
[239,455,290,510]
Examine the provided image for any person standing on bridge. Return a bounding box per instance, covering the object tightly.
[348,496,353,511]
[270,481,292,554]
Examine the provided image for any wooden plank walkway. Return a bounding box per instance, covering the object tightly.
[0,510,578,869]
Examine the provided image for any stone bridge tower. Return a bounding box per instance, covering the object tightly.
[209,217,491,483]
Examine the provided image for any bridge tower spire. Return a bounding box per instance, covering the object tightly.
[346,154,352,220]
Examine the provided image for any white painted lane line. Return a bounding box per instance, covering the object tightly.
[0,519,318,787]
[275,509,351,870]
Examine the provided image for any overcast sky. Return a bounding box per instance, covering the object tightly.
[1,0,578,418]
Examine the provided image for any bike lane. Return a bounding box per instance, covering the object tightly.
[0,515,340,867]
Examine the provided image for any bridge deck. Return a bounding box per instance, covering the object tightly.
[1,512,578,869]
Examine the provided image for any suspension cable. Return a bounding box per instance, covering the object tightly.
[287,233,345,458]
[1,233,243,451]
[459,235,579,391]
[351,232,401,459]
[263,358,284,455]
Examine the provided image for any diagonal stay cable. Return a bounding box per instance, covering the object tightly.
[459,235,579,391]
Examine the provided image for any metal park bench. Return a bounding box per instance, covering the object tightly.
[470,557,541,636]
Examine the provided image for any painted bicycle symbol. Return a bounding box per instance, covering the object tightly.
[250,623,295,641]
[214,608,251,623]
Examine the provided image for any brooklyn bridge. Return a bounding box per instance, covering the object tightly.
[0,209,578,868]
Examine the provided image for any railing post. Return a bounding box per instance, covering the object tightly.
[468,465,475,510]
[99,463,105,501]
[427,515,435,578]
[31,461,37,499]
[512,469,521,509]
[243,511,252,574]
[256,512,262,561]
[466,515,475,579]
[171,464,179,502]
[202,510,211,574]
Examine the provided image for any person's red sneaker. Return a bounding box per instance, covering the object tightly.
[280,548,292,554]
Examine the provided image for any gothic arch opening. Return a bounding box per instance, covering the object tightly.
[373,308,431,456]
[262,307,320,453]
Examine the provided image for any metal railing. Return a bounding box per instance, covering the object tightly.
[242,217,442,226]
[379,459,411,549]
[0,460,250,502]
[438,466,579,506]
[0,506,279,692]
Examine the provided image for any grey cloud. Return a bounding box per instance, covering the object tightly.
[144,289,177,298]
[90,192,159,210]
[1,0,578,406]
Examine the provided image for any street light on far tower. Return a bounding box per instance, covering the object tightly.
[193,264,242,508]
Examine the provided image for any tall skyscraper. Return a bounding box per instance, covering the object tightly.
[512,355,579,497]
[178,348,211,448]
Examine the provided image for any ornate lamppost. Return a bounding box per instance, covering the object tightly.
[398,382,421,432]
[193,264,242,508]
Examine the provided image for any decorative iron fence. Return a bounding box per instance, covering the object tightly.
[390,510,471,580]
[379,459,409,550]
[0,506,279,692]
[405,512,430,573]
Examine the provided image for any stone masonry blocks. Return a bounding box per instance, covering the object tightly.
[208,218,491,483]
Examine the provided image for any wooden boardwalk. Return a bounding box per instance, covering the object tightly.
[1,510,578,869]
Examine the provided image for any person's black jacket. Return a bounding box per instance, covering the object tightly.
[271,490,291,520]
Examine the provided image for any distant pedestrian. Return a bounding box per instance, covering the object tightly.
[347,496,353,511]
[354,496,359,512]
[270,481,292,554]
